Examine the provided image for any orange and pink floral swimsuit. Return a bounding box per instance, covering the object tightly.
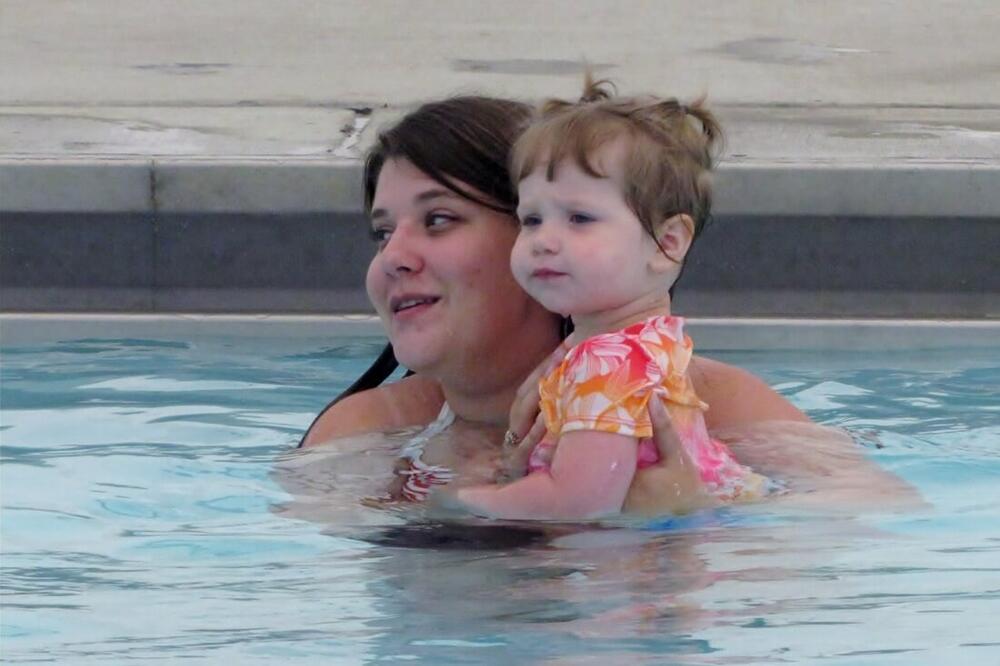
[527,315,768,502]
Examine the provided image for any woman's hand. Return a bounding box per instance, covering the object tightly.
[507,343,568,439]
[496,415,548,483]
[624,400,719,516]
[498,344,568,483]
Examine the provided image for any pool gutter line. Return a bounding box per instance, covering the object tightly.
[1,313,996,350]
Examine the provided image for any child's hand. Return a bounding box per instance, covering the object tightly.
[426,486,502,520]
[424,486,473,516]
[624,400,719,516]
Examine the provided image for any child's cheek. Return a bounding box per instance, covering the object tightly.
[509,237,533,291]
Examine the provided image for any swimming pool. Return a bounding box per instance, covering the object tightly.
[1,320,998,665]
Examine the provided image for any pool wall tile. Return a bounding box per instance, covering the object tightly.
[151,212,370,312]
[3,209,996,316]
[1,212,155,311]
[681,215,999,292]
[2,162,997,317]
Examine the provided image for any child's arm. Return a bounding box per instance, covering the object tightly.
[453,431,638,520]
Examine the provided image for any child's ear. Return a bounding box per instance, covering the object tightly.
[649,214,695,273]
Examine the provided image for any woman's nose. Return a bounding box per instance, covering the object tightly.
[380,226,424,276]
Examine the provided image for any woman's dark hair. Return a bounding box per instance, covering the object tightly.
[363,96,532,217]
[298,96,533,447]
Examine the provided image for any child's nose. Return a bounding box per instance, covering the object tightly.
[531,222,561,254]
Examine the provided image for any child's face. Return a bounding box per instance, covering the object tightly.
[512,141,664,318]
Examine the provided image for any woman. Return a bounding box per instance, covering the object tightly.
[299,95,913,513]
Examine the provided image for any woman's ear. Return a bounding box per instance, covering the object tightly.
[649,214,695,273]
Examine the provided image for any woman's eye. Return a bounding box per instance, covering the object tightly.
[369,227,392,247]
[569,212,595,224]
[426,212,456,228]
[519,214,542,227]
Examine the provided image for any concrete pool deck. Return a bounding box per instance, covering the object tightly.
[1,1,998,318]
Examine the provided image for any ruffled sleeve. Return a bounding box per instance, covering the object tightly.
[538,317,707,439]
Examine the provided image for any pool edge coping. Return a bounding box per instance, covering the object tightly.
[2,159,1000,217]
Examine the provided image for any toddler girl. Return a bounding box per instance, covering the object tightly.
[451,80,769,520]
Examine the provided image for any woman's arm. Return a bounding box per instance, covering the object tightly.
[300,374,444,447]
[689,355,810,430]
[454,431,638,520]
[717,421,924,510]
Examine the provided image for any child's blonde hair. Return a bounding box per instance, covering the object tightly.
[511,76,722,262]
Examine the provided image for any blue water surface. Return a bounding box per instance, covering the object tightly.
[1,335,998,665]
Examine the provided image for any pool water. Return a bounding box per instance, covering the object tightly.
[1,335,998,665]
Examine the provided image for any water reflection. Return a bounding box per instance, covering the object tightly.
[271,420,931,661]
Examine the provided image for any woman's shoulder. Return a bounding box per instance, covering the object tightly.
[689,355,811,429]
[300,375,445,448]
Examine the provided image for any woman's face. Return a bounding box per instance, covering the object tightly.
[366,158,554,384]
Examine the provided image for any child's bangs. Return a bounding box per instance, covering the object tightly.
[512,111,631,183]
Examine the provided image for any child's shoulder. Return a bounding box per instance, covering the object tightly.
[575,315,687,349]
[561,316,688,376]
[630,314,688,342]
[569,316,697,381]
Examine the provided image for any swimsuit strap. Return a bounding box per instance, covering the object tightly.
[397,402,456,502]
[399,402,455,460]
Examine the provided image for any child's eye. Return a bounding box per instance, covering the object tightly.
[569,212,596,224]
[519,214,542,227]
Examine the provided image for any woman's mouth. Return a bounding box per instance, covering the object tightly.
[390,295,441,315]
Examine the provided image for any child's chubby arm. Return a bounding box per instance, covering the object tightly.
[447,431,639,521]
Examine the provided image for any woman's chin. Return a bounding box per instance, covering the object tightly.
[391,342,442,375]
